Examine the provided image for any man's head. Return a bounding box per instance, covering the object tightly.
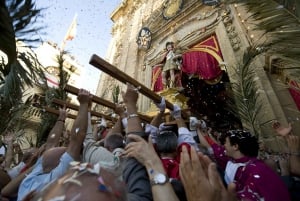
[156,131,178,154]
[22,150,35,164]
[104,134,125,152]
[224,130,259,159]
[29,163,127,201]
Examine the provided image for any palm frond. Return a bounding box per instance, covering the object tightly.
[112,85,120,103]
[57,51,70,101]
[0,91,31,134]
[0,0,16,69]
[227,58,263,136]
[37,51,70,146]
[225,0,300,66]
[223,0,300,136]
[8,0,44,45]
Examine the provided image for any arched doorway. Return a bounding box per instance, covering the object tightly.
[151,34,242,130]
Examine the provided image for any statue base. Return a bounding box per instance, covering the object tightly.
[144,87,189,117]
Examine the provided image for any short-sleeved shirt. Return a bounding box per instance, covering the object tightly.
[7,161,25,179]
[83,131,123,177]
[17,152,73,201]
[0,145,6,155]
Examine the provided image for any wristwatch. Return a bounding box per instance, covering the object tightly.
[150,172,169,186]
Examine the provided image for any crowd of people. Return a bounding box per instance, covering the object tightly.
[0,83,299,201]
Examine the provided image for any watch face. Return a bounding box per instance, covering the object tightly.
[163,0,183,20]
[155,173,167,183]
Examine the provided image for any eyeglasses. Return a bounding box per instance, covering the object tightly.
[227,130,253,140]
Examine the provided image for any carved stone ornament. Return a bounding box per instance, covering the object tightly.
[137,27,152,50]
[162,0,183,20]
[222,8,241,51]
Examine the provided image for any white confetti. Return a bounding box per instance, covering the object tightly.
[88,163,100,174]
[48,195,66,201]
[70,161,80,166]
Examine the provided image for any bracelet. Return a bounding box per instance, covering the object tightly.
[127,114,139,120]
[57,119,65,123]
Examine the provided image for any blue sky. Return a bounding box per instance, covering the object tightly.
[35,0,121,92]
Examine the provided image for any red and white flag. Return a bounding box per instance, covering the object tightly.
[64,14,77,41]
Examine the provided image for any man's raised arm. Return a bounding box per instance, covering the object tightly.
[45,105,67,150]
[67,89,91,160]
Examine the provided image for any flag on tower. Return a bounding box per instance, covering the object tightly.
[64,14,77,41]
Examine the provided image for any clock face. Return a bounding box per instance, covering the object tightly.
[163,0,183,20]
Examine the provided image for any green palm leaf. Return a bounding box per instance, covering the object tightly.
[0,0,16,69]
[0,0,44,135]
[37,51,70,146]
[224,0,300,136]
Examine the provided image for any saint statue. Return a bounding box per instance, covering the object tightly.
[161,41,182,89]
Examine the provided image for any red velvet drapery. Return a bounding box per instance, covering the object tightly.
[182,35,223,80]
[289,80,300,110]
[152,64,163,92]
[182,51,222,79]
[151,35,224,92]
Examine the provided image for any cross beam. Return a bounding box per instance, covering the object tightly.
[89,54,174,110]
[64,85,152,122]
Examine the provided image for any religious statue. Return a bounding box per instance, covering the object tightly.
[161,41,182,89]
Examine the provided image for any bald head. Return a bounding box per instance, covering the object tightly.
[31,164,127,201]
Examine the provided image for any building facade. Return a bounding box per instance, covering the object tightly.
[17,41,83,149]
[96,0,300,151]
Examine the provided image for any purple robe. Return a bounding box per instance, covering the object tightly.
[211,144,290,201]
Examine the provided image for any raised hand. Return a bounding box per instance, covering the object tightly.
[114,103,126,116]
[123,135,158,166]
[180,146,237,201]
[77,89,92,104]
[272,121,292,137]
[121,83,139,105]
[154,97,166,112]
[58,104,67,121]
[171,104,181,119]
[3,131,15,144]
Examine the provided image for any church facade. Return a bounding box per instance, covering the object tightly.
[96,0,300,151]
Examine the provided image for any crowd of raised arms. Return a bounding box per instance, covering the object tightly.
[0,83,299,201]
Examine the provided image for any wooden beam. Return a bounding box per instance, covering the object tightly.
[43,107,98,124]
[89,54,174,110]
[64,85,115,109]
[52,98,116,121]
[64,85,152,122]
[43,106,76,119]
